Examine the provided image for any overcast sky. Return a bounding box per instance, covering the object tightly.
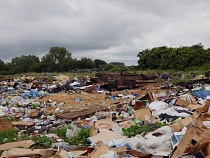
[0,0,210,66]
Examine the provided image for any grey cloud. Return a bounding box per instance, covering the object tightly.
[1,0,210,65]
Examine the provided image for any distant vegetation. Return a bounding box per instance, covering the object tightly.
[0,43,209,75]
[137,43,210,71]
[0,47,125,75]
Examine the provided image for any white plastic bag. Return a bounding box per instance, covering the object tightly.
[66,125,81,139]
[148,101,168,112]
[153,126,173,135]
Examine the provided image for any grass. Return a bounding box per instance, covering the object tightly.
[4,69,207,79]
[137,69,207,75]
[5,71,96,79]
[0,129,17,144]
[0,116,19,122]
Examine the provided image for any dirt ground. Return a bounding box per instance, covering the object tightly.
[35,84,165,111]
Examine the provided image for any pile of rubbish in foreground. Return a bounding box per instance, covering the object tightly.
[0,72,210,158]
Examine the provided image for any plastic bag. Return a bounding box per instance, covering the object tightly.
[153,126,173,135]
[148,101,168,112]
[66,125,81,139]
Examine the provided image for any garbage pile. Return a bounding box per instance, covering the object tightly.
[0,73,210,157]
[91,72,159,91]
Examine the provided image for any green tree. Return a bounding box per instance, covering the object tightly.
[77,57,94,69]
[105,64,114,71]
[94,59,107,69]
[41,47,72,72]
[11,55,40,73]
[137,43,210,70]
[0,59,4,71]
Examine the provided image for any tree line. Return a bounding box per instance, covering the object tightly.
[0,47,126,75]
[1,44,209,75]
[137,43,210,71]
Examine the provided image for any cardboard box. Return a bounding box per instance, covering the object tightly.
[118,120,135,129]
[133,100,147,110]
[134,108,151,121]
[171,126,210,158]
[87,143,127,158]
[133,92,157,110]
[175,98,204,111]
[169,113,200,132]
[175,98,190,106]
[202,99,210,112]
[95,118,114,131]
[89,121,99,137]
[141,92,157,103]
[88,130,123,144]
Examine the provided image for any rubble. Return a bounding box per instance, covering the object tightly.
[0,72,209,157]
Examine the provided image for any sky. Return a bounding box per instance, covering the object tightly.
[0,0,210,66]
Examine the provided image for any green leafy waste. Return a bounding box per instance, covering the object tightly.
[0,129,55,149]
[31,135,56,148]
[52,126,71,143]
[69,128,90,146]
[52,126,90,146]
[122,124,152,138]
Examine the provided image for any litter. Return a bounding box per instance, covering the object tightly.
[0,72,209,157]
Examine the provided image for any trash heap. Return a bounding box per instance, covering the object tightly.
[0,73,209,158]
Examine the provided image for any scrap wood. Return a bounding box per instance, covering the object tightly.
[93,72,160,91]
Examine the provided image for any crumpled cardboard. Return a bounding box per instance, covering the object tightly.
[134,108,151,121]
[202,99,210,112]
[187,139,210,157]
[87,142,127,158]
[54,149,68,158]
[133,92,157,110]
[169,112,200,132]
[133,100,147,110]
[141,92,157,103]
[1,148,53,158]
[0,140,35,150]
[118,120,135,129]
[89,121,99,137]
[88,130,123,144]
[200,113,210,121]
[171,126,210,158]
[175,98,204,111]
[188,94,196,103]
